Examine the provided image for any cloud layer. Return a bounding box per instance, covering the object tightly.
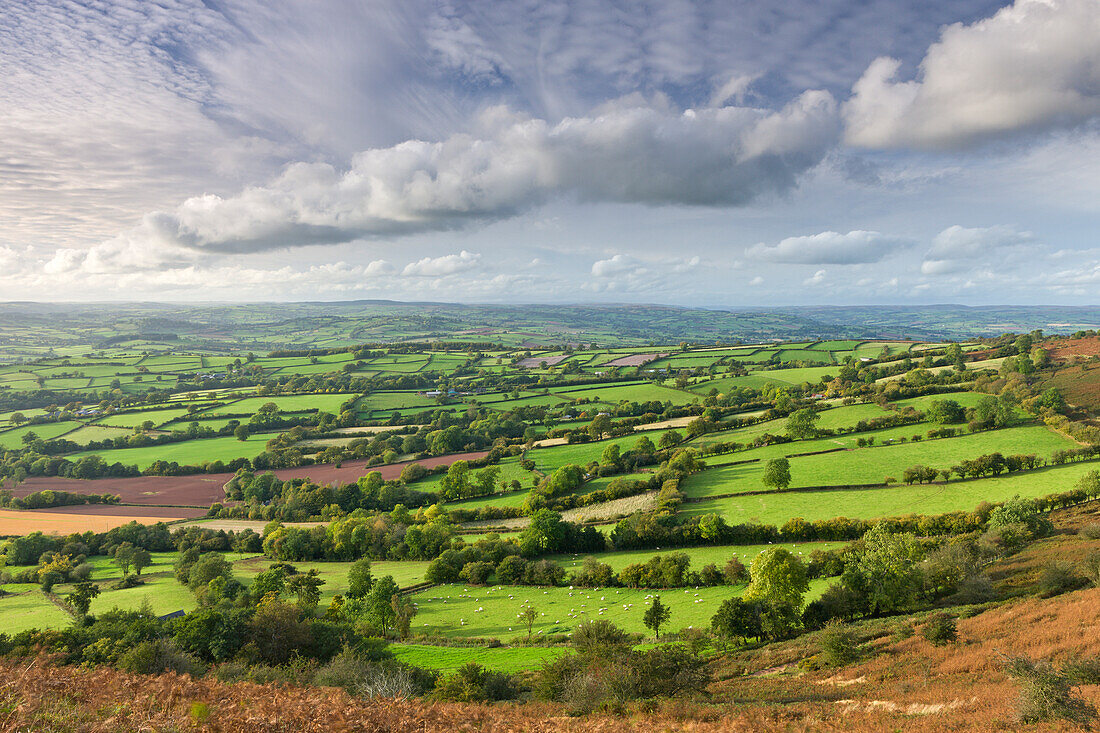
[50,93,838,272]
[845,0,1100,149]
[747,230,914,264]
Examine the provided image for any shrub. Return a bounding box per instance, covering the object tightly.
[118,639,204,676]
[1063,657,1100,685]
[1037,561,1086,597]
[921,612,957,646]
[817,619,865,666]
[431,663,521,702]
[1080,523,1100,540]
[1080,550,1100,588]
[1003,655,1097,725]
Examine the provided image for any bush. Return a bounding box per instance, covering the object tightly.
[817,619,865,666]
[1003,655,1097,725]
[1037,561,1086,597]
[1080,550,1100,588]
[921,612,957,646]
[945,574,997,605]
[1063,657,1100,685]
[431,662,521,702]
[118,639,205,676]
[1079,523,1100,540]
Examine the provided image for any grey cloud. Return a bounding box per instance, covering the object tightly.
[65,93,838,267]
[845,0,1100,150]
[920,225,1035,276]
[747,230,914,264]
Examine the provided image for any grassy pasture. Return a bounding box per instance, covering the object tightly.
[390,644,565,673]
[66,433,281,469]
[409,578,830,640]
[681,424,1076,500]
[96,407,190,428]
[0,588,75,633]
[680,456,1100,527]
[0,421,84,448]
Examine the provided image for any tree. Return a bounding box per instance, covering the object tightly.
[365,575,400,635]
[711,597,762,642]
[658,430,682,449]
[519,605,538,641]
[744,547,809,610]
[113,543,135,575]
[391,594,418,640]
[785,408,820,439]
[643,594,671,639]
[588,414,612,440]
[234,425,250,441]
[67,581,100,619]
[519,509,566,555]
[762,458,791,491]
[840,523,924,615]
[600,443,622,468]
[131,547,152,575]
[440,460,472,500]
[286,568,325,611]
[926,399,965,424]
[347,558,373,598]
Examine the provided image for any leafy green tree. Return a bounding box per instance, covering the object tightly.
[711,597,762,642]
[744,547,809,610]
[762,458,792,491]
[365,575,400,635]
[234,425,250,441]
[518,509,566,555]
[600,443,622,468]
[131,547,152,575]
[440,460,472,499]
[840,523,924,615]
[643,595,671,639]
[926,399,965,424]
[286,568,325,611]
[347,557,373,598]
[113,542,136,575]
[391,594,418,640]
[785,408,820,439]
[658,430,682,449]
[588,414,612,440]
[67,581,100,619]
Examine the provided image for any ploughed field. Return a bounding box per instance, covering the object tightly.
[10,451,490,508]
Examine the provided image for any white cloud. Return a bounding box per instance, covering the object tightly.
[747,229,913,264]
[844,0,1100,149]
[803,269,827,285]
[402,250,481,277]
[58,93,838,272]
[921,225,1035,275]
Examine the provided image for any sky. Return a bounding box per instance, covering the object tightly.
[1,0,1099,306]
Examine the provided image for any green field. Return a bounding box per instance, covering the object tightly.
[409,578,830,640]
[680,458,1100,527]
[390,643,566,673]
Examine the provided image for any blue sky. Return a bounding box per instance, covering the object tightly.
[1,0,1098,304]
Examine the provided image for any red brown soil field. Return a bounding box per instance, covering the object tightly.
[9,452,488,507]
[603,352,668,367]
[516,355,569,368]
